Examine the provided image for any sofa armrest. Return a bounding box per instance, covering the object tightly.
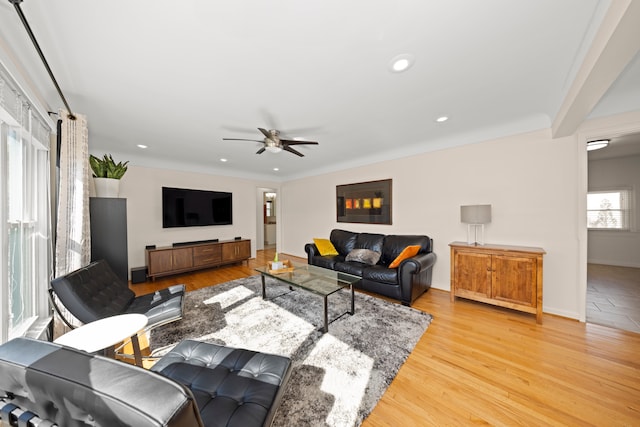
[304,243,319,264]
[398,252,437,306]
[399,252,437,275]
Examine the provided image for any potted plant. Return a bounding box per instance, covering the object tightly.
[89,154,129,197]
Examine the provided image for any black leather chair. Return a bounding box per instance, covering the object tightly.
[0,337,292,427]
[49,259,184,330]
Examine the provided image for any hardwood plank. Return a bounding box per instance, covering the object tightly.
[130,250,640,426]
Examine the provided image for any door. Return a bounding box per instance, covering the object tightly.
[492,254,537,306]
[454,250,492,298]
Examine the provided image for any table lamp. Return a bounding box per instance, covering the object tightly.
[461,204,491,245]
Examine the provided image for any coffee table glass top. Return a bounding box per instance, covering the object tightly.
[255,261,360,297]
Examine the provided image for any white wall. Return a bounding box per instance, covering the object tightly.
[100,111,640,322]
[119,166,279,271]
[588,154,640,267]
[281,129,582,319]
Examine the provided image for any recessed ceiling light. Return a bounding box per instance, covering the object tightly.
[587,139,610,151]
[220,158,227,162]
[273,168,279,171]
[389,54,415,73]
[137,144,147,149]
[435,116,449,123]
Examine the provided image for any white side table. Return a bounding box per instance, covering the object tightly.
[55,313,148,366]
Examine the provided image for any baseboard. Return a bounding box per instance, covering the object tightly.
[542,307,580,321]
[587,259,640,268]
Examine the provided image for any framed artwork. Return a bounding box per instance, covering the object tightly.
[336,179,392,224]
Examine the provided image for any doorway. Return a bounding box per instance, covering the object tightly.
[586,132,640,333]
[256,187,278,251]
[263,191,277,249]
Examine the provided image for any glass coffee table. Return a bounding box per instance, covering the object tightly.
[255,261,361,333]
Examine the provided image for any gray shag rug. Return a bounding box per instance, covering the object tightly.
[149,275,432,426]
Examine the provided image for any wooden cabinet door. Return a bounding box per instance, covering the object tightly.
[221,242,235,262]
[148,250,174,275]
[172,247,193,270]
[222,241,251,262]
[236,240,251,259]
[491,255,537,306]
[221,242,241,261]
[454,251,492,299]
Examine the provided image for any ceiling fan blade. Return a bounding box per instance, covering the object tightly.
[283,145,304,157]
[256,147,266,154]
[258,128,272,139]
[280,139,319,146]
[222,138,264,142]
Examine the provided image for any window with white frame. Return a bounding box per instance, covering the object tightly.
[0,66,52,343]
[587,189,631,230]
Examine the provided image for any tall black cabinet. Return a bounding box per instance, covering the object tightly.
[90,197,128,282]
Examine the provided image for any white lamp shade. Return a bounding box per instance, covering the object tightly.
[461,204,491,224]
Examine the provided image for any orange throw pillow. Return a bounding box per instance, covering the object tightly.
[313,238,339,256]
[388,245,421,268]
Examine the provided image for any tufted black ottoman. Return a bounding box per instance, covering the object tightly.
[151,340,292,427]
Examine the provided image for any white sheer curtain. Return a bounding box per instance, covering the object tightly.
[51,112,90,335]
[54,112,90,277]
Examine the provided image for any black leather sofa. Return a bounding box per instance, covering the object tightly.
[0,337,292,427]
[305,229,436,306]
[50,259,184,329]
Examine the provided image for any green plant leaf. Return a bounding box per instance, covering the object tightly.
[89,154,128,179]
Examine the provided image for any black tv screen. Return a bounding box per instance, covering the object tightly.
[162,187,232,228]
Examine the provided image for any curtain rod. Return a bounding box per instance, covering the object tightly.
[10,0,76,120]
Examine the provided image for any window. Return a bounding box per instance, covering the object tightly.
[587,189,631,230]
[1,65,52,342]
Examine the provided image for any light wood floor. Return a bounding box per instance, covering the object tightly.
[132,250,640,426]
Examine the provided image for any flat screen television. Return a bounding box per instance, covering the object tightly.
[162,187,232,228]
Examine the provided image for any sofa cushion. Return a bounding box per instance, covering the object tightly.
[380,235,431,265]
[313,238,339,256]
[389,245,421,268]
[345,248,381,265]
[362,265,398,285]
[354,233,385,253]
[334,261,367,276]
[329,229,358,256]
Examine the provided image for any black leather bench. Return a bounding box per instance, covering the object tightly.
[0,337,292,427]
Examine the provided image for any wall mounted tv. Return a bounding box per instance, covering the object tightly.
[162,187,232,228]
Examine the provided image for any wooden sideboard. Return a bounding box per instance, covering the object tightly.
[146,239,251,280]
[449,241,545,324]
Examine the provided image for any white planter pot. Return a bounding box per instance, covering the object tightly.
[94,178,120,198]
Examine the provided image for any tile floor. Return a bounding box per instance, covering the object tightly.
[587,263,640,333]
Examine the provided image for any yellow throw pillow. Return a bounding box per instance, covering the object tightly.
[388,245,421,268]
[313,238,339,256]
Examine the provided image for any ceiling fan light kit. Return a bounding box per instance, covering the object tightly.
[223,127,319,157]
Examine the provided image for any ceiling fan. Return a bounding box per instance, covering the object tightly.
[223,128,319,157]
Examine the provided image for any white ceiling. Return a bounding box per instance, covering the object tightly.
[1,0,639,180]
